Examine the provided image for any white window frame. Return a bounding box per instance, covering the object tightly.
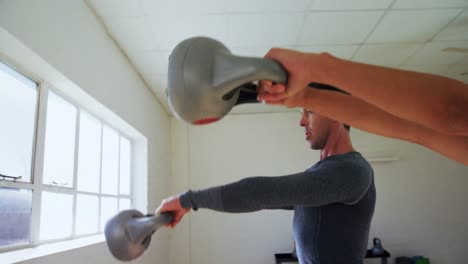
[0,59,134,250]
[0,28,148,263]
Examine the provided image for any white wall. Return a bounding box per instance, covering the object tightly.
[0,0,171,263]
[170,112,468,264]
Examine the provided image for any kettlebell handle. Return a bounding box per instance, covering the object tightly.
[234,81,349,107]
[126,212,174,242]
[217,50,348,98]
[213,51,287,96]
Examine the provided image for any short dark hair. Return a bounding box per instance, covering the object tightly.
[309,83,352,131]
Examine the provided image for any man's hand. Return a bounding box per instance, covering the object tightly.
[258,81,313,109]
[156,195,190,228]
[257,48,332,106]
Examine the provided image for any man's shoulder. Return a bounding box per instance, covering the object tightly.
[311,152,373,177]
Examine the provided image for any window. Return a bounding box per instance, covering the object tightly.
[0,59,134,251]
[0,60,37,183]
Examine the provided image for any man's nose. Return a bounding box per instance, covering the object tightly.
[299,114,306,127]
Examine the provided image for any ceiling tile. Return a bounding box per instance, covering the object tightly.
[393,0,468,9]
[227,0,311,13]
[457,75,468,83]
[105,17,160,51]
[367,9,461,43]
[435,9,468,41]
[352,44,421,67]
[140,0,311,14]
[227,45,353,60]
[87,0,143,19]
[444,62,468,83]
[149,14,229,50]
[294,45,360,59]
[399,64,450,75]
[229,46,273,58]
[299,11,383,45]
[226,13,304,47]
[404,41,468,65]
[309,0,393,10]
[140,0,226,15]
[459,56,468,64]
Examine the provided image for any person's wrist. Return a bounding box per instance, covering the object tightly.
[300,88,318,109]
[179,192,190,208]
[313,52,338,85]
[179,190,198,211]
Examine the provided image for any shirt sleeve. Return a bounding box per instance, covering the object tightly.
[179,158,372,213]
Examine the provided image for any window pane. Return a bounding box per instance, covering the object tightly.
[42,92,77,187]
[0,188,32,247]
[40,192,73,241]
[119,137,131,195]
[119,198,131,211]
[101,125,118,195]
[0,61,37,183]
[100,196,118,231]
[76,194,99,235]
[77,111,101,193]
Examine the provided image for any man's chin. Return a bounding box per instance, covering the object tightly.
[306,139,319,149]
[310,142,323,150]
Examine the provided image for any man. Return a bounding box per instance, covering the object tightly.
[157,109,376,264]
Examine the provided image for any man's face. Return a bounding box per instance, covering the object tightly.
[300,109,332,150]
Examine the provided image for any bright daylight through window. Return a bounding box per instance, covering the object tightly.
[0,59,133,251]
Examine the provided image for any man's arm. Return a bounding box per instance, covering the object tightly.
[326,56,468,136]
[291,88,468,165]
[179,160,372,213]
[260,49,468,136]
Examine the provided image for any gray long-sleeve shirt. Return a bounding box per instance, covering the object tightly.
[180,151,376,264]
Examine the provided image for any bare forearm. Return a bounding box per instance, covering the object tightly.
[321,55,468,136]
[300,89,468,165]
[420,129,468,165]
[301,88,424,143]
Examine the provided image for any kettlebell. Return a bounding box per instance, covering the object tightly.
[167,36,346,125]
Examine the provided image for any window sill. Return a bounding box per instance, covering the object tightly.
[0,234,105,263]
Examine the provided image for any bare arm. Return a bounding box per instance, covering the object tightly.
[287,88,468,165]
[261,49,468,136]
[323,56,468,136]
